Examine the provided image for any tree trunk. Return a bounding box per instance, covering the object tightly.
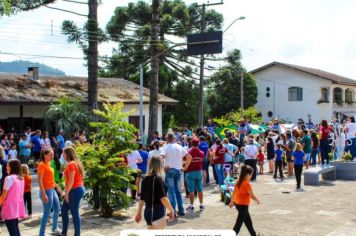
[88,0,98,119]
[148,0,160,143]
[88,0,99,208]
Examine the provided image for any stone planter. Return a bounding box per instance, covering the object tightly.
[330,161,356,180]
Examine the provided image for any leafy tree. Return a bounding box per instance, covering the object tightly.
[0,0,55,16]
[0,0,11,16]
[75,103,137,217]
[44,97,90,140]
[207,49,258,118]
[61,1,223,133]
[163,80,199,129]
[103,0,223,83]
[213,107,262,127]
[103,0,223,139]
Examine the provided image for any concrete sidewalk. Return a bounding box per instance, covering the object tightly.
[1,168,356,236]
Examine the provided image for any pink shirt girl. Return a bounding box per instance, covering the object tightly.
[1,174,26,220]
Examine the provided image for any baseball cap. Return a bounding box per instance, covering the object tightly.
[191,139,200,146]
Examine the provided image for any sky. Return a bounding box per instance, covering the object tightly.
[1,0,356,79]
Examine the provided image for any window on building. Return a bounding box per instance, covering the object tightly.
[129,115,145,130]
[288,87,303,101]
[321,88,329,101]
[333,87,343,105]
[345,89,354,104]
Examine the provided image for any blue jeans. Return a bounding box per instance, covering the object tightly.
[310,148,319,165]
[320,139,329,165]
[215,164,225,186]
[203,157,210,184]
[39,188,60,236]
[239,134,246,147]
[186,171,203,192]
[61,186,85,236]
[165,168,184,214]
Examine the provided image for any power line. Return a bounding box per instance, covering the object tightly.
[44,5,87,17]
[62,0,88,4]
[0,52,84,60]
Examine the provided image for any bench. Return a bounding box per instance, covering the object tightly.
[330,161,356,180]
[304,166,336,186]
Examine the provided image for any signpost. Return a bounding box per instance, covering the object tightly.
[187,31,223,55]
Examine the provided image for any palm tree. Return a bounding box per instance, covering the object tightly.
[44,97,90,140]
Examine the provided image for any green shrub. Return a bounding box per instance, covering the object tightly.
[328,153,334,161]
[343,153,352,161]
[76,103,137,217]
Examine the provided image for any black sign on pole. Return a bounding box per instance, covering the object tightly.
[187,31,223,56]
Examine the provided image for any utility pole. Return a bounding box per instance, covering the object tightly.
[240,71,244,117]
[88,0,98,118]
[197,1,223,128]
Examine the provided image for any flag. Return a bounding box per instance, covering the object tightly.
[215,125,237,139]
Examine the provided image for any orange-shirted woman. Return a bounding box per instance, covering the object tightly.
[22,164,32,218]
[38,148,63,236]
[61,146,85,236]
[229,165,260,236]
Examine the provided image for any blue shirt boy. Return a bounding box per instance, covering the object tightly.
[275,148,283,161]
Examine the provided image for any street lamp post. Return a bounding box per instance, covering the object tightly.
[223,16,245,33]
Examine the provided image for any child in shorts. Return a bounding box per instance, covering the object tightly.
[257,147,265,174]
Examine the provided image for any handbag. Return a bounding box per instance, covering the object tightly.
[151,176,166,228]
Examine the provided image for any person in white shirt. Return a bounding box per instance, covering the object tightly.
[346,116,356,139]
[8,143,17,160]
[40,131,52,150]
[244,138,259,181]
[148,141,163,160]
[25,127,32,143]
[127,149,143,200]
[161,132,192,216]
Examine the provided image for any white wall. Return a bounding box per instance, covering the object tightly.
[120,103,162,135]
[254,66,334,123]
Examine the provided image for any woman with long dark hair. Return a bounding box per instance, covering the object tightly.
[229,165,260,235]
[310,131,320,166]
[319,120,331,165]
[38,148,62,236]
[61,146,85,236]
[265,133,275,174]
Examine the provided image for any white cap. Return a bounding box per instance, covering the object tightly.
[65,140,73,147]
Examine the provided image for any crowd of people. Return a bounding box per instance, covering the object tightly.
[0,115,355,235]
[134,116,356,235]
[0,126,85,236]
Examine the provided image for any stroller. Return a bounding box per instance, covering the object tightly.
[219,163,236,205]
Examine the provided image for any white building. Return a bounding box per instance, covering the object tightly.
[251,62,356,123]
[0,70,177,135]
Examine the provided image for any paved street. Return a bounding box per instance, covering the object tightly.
[1,166,356,236]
